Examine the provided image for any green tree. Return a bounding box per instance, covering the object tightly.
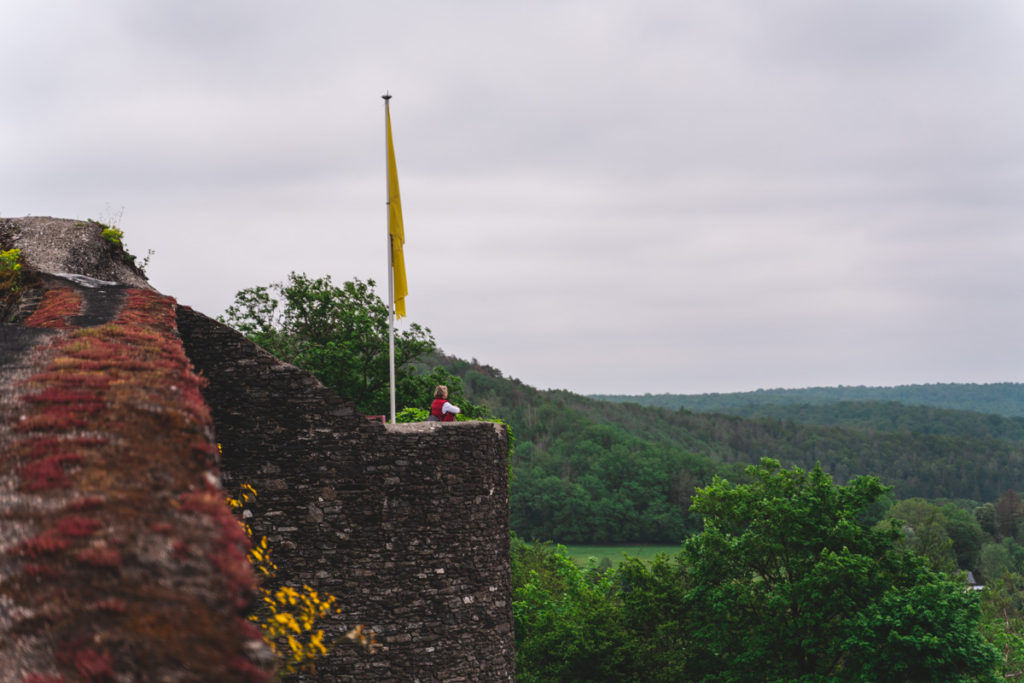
[977,502,1000,539]
[884,498,957,574]
[941,503,987,573]
[981,542,1015,584]
[997,489,1024,541]
[513,546,640,682]
[682,459,999,682]
[220,273,436,415]
[980,572,1024,678]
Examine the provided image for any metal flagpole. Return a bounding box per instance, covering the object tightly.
[384,93,396,424]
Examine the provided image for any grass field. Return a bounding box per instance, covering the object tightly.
[562,545,680,568]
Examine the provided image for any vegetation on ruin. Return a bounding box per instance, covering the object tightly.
[86,217,152,271]
[4,287,273,681]
[0,247,24,319]
[98,223,124,248]
[1,247,22,281]
[225,481,378,678]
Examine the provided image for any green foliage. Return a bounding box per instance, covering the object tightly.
[225,482,356,678]
[942,502,989,572]
[980,573,1024,678]
[100,225,124,247]
[513,464,1001,681]
[681,459,999,681]
[510,422,714,543]
[997,489,1024,540]
[513,544,644,682]
[560,544,680,569]
[395,406,428,423]
[510,534,569,597]
[1,247,22,276]
[595,383,1024,418]
[884,498,958,574]
[87,218,151,270]
[0,248,24,320]
[1,247,22,290]
[715,399,1024,441]
[435,351,1024,544]
[435,355,1024,543]
[221,273,438,416]
[432,357,729,543]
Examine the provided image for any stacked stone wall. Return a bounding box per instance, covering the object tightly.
[176,307,514,682]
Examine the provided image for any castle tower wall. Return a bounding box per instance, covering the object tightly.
[176,307,514,681]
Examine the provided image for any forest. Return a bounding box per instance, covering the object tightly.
[220,274,1024,680]
[594,383,1024,418]
[438,357,1024,543]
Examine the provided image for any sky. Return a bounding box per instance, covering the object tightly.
[3,1,1024,396]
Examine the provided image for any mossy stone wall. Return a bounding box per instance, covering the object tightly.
[176,307,514,682]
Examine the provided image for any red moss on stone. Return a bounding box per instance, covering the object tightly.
[63,496,106,512]
[74,545,122,568]
[55,516,102,537]
[26,372,112,389]
[24,388,104,409]
[87,597,126,613]
[14,531,71,558]
[23,563,65,579]
[13,411,89,433]
[19,453,83,491]
[56,643,113,680]
[24,287,83,328]
[4,285,273,681]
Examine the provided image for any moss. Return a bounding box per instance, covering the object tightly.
[19,453,83,491]
[24,287,83,328]
[4,286,273,681]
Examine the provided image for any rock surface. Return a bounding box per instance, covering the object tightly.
[2,216,150,288]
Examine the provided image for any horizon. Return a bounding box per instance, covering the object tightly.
[586,379,1024,398]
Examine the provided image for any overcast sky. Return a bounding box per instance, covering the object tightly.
[4,1,1023,396]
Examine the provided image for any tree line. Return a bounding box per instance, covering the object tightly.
[595,382,1024,418]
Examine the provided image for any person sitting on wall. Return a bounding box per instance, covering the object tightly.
[427,385,461,422]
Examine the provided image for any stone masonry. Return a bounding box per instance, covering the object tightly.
[1,217,514,681]
[176,307,515,682]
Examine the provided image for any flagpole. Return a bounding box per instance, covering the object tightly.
[384,92,396,424]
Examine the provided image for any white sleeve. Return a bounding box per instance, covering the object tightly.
[443,401,461,415]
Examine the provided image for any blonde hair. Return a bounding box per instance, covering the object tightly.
[433,385,448,399]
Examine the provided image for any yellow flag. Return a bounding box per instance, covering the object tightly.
[386,104,407,319]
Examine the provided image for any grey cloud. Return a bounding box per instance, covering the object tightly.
[4,1,1024,394]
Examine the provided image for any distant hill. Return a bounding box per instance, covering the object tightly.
[682,401,1024,442]
[592,383,1024,418]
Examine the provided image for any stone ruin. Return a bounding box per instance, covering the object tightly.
[0,217,514,682]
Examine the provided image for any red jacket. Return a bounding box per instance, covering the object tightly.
[430,397,456,422]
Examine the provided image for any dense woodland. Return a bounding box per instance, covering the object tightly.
[222,275,1024,680]
[510,463,1023,681]
[436,357,1024,543]
[595,383,1024,418]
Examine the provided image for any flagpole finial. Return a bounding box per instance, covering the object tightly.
[382,91,392,101]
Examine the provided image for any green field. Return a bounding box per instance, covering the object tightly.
[562,545,680,568]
